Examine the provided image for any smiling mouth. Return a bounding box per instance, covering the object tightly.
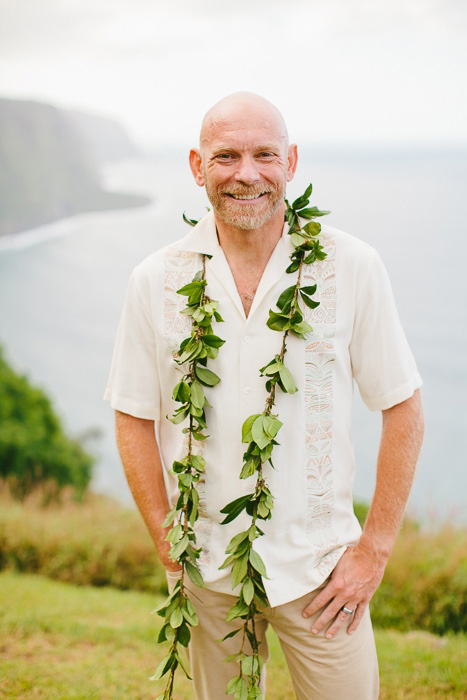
[225,192,268,201]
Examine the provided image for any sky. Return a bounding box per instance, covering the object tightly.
[0,0,466,149]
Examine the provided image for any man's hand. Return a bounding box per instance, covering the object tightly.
[302,543,386,637]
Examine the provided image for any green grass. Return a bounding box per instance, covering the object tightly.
[0,572,465,699]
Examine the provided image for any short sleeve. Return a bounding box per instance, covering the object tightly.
[349,251,422,411]
[103,269,161,420]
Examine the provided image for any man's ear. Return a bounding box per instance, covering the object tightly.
[189,149,205,186]
[286,144,298,182]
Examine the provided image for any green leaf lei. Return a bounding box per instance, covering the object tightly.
[152,184,329,699]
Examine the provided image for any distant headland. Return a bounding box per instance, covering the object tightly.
[0,98,151,237]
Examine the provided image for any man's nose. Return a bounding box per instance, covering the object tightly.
[234,156,260,185]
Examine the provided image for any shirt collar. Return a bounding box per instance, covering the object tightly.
[178,210,221,257]
[178,209,294,258]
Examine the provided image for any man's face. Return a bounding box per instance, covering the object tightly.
[197,116,294,231]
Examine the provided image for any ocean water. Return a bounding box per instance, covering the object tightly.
[0,147,466,525]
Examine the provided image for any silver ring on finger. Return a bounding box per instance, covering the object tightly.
[342,606,355,615]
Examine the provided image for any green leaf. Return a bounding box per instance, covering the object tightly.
[241,655,259,675]
[303,221,321,236]
[190,454,206,471]
[194,364,221,387]
[168,408,189,425]
[220,494,252,524]
[266,311,290,332]
[225,530,250,554]
[297,206,330,219]
[226,600,250,622]
[262,415,282,439]
[231,552,249,589]
[235,679,248,700]
[221,627,242,642]
[249,549,267,577]
[241,414,261,443]
[181,473,195,490]
[190,379,205,409]
[175,650,192,679]
[278,366,298,394]
[292,183,312,210]
[290,231,308,248]
[185,560,204,587]
[183,211,199,227]
[286,259,301,274]
[170,607,183,628]
[170,533,189,560]
[162,506,176,527]
[300,292,320,310]
[226,676,245,696]
[149,652,173,681]
[242,578,254,605]
[240,456,259,479]
[177,281,204,296]
[177,622,191,647]
[291,320,313,336]
[300,284,317,295]
[166,523,182,543]
[202,334,226,348]
[181,607,198,626]
[276,285,295,312]
[177,340,203,364]
[251,415,270,450]
[189,487,199,526]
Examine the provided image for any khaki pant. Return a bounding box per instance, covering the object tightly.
[166,571,379,700]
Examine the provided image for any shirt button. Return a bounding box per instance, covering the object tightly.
[244,386,251,395]
[244,335,250,343]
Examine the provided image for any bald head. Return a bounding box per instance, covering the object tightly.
[200,92,289,151]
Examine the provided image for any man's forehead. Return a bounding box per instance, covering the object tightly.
[202,118,287,151]
[200,93,288,148]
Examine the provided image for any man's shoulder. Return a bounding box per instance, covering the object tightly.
[320,222,375,256]
[320,222,377,273]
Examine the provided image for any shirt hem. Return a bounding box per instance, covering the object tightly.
[104,392,160,421]
[363,371,423,411]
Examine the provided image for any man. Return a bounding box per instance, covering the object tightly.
[104,92,424,699]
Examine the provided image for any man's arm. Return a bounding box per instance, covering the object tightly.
[115,410,181,572]
[302,388,424,637]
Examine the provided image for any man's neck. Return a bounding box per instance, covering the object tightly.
[213,204,286,270]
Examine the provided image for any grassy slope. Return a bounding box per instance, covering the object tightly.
[0,573,465,699]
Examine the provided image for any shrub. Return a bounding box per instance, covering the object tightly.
[0,488,167,594]
[0,347,93,499]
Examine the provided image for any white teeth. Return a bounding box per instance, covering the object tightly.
[229,193,265,200]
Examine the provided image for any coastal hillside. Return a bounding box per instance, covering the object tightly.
[0,98,150,237]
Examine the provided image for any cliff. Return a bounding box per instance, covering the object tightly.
[0,98,150,237]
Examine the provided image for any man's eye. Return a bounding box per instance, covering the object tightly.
[258,152,274,159]
[217,154,234,160]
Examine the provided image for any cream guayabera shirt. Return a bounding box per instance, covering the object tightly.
[104,210,422,607]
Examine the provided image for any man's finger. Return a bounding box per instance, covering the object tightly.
[302,583,336,619]
[347,602,367,634]
[320,600,360,639]
[308,598,347,635]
